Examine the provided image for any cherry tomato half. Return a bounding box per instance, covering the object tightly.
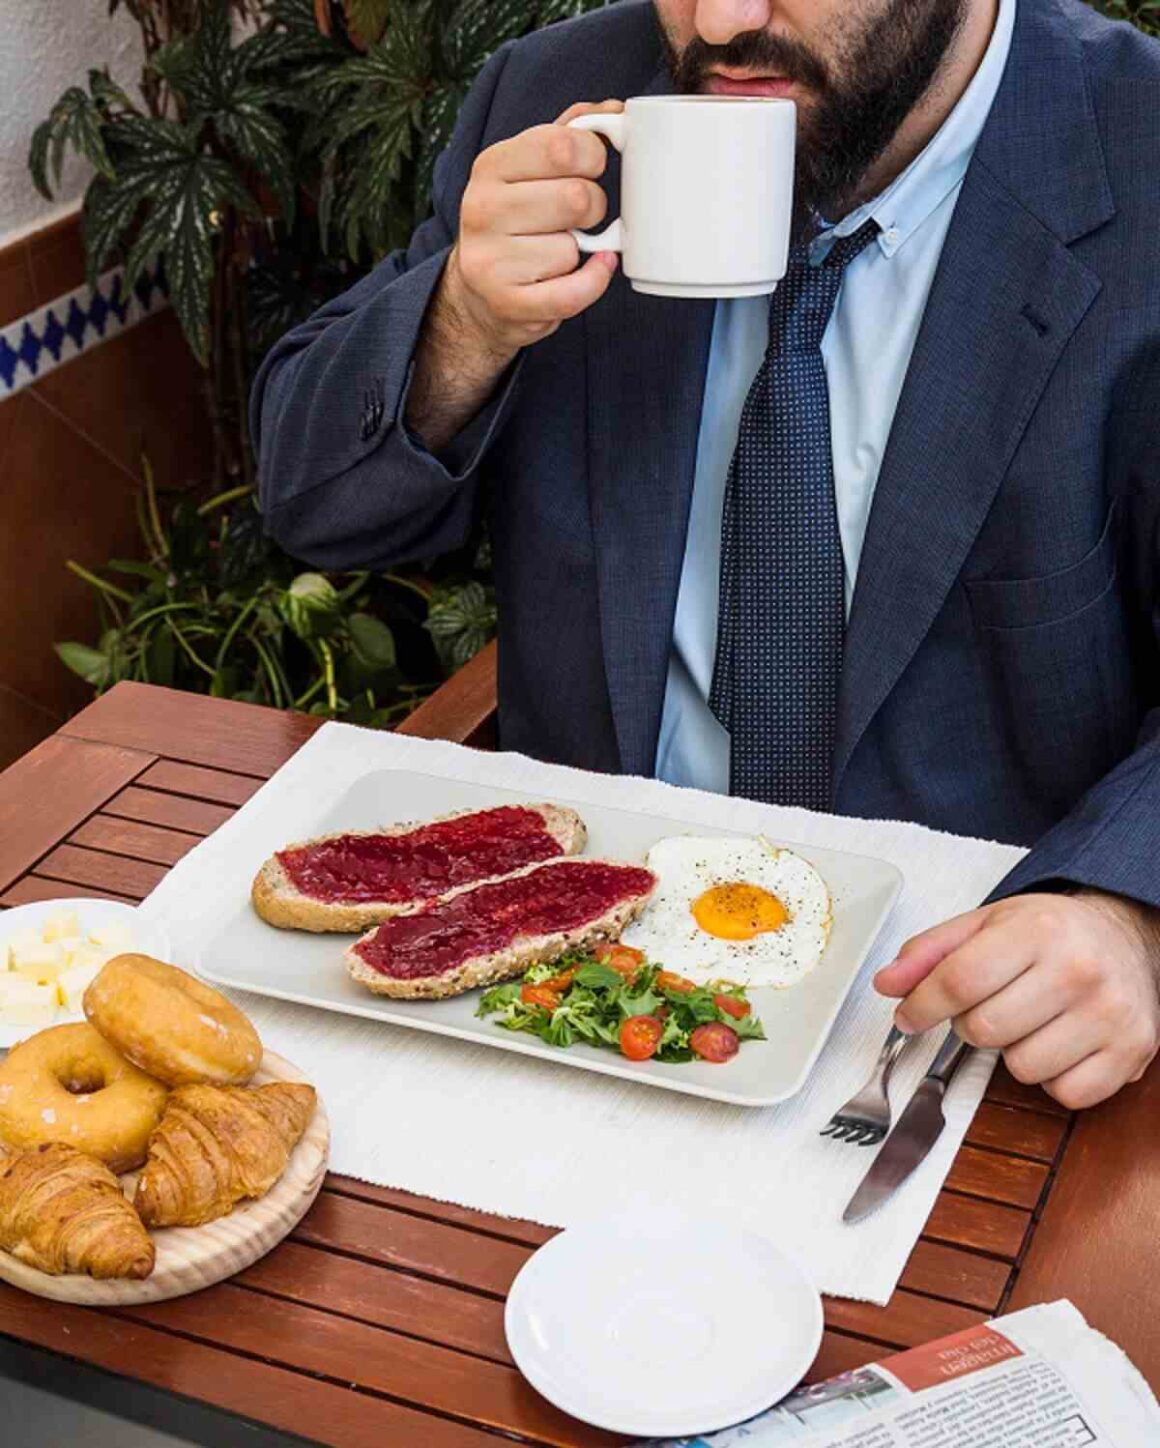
[714,993,751,1020]
[656,970,696,995]
[596,943,646,979]
[543,967,577,992]
[690,1022,740,1063]
[521,984,562,1012]
[619,1014,664,1061]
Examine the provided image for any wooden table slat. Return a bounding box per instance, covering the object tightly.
[33,843,165,899]
[964,1101,1069,1163]
[1,876,138,908]
[103,784,234,836]
[984,1064,1069,1116]
[62,682,322,778]
[326,1176,557,1250]
[123,1282,618,1448]
[824,1288,985,1350]
[922,1192,1032,1261]
[943,1144,1050,1210]
[69,814,200,868]
[236,1239,513,1365]
[136,759,266,806]
[0,1287,504,1448]
[293,1193,531,1299]
[0,735,156,893]
[895,1240,1011,1313]
[806,1331,894,1384]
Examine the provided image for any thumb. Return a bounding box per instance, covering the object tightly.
[874,908,990,999]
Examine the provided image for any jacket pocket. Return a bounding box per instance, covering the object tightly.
[964,502,1117,629]
[963,505,1136,820]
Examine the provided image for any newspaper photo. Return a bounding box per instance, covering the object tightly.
[649,1300,1160,1447]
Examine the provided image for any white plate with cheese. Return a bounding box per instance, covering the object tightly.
[0,899,171,1049]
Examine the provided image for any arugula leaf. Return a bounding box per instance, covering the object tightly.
[572,962,623,992]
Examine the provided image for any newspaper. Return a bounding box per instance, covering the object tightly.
[650,1301,1160,1448]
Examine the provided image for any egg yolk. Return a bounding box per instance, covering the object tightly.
[691,882,789,941]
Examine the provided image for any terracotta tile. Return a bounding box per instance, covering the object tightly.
[0,686,61,772]
[31,310,212,491]
[27,212,87,306]
[0,392,141,716]
[0,240,36,329]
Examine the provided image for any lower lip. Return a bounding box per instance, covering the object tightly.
[704,75,798,99]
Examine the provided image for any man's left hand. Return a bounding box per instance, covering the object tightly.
[874,891,1160,1109]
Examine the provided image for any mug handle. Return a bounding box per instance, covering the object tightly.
[567,112,627,253]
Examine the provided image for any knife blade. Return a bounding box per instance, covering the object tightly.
[842,1029,971,1225]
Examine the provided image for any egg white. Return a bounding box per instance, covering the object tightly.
[620,835,832,987]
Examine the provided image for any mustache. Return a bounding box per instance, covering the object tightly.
[671,30,830,94]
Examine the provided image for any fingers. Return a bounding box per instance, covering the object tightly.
[555,98,625,126]
[1043,1049,1125,1111]
[874,909,989,999]
[1000,1009,1108,1083]
[482,122,610,183]
[497,251,618,326]
[894,928,1034,1034]
[463,176,607,238]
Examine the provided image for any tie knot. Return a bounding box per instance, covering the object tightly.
[820,218,880,272]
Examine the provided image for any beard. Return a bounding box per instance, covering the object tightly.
[661,0,967,230]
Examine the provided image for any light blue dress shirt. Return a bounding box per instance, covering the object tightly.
[655,0,1017,793]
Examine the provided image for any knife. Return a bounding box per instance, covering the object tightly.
[842,1029,972,1225]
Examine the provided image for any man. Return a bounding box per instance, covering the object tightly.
[252,0,1160,1108]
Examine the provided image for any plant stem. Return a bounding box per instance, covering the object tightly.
[66,560,134,605]
[384,571,432,603]
[168,619,217,678]
[294,675,326,709]
[319,639,338,714]
[141,453,169,559]
[197,483,252,516]
[214,594,258,669]
[229,258,255,490]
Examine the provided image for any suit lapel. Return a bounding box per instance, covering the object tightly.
[832,0,1113,793]
[585,68,715,775]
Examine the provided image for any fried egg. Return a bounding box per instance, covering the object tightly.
[620,835,832,987]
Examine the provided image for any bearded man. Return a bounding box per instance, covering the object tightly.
[252,0,1160,1108]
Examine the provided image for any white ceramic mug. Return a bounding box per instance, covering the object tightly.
[568,96,796,299]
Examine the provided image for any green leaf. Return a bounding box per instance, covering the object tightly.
[55,641,111,687]
[348,612,396,671]
[213,82,297,224]
[343,0,392,47]
[424,579,497,670]
[112,118,257,363]
[281,572,341,638]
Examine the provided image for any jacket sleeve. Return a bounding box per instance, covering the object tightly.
[988,352,1160,914]
[250,41,522,571]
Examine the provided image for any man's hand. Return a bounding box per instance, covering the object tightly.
[406,100,624,452]
[874,891,1160,1109]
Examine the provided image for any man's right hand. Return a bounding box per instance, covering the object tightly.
[406,101,624,453]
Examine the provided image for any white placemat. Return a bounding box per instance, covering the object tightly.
[139,721,1024,1304]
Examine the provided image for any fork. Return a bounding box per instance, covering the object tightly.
[820,1024,910,1146]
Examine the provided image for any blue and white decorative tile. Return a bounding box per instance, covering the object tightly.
[0,261,169,400]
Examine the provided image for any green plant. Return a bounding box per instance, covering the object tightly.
[33,0,605,719]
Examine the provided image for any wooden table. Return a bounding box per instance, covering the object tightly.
[1,678,1156,1446]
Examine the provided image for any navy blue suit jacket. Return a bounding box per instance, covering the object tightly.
[253,0,1160,911]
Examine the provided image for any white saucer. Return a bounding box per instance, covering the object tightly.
[504,1211,823,1440]
[0,899,171,1049]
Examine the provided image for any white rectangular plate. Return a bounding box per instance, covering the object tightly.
[198,770,902,1107]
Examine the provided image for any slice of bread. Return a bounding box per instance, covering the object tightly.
[344,857,656,1000]
[251,803,587,933]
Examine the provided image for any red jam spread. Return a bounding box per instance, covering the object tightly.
[352,860,657,980]
[278,806,568,904]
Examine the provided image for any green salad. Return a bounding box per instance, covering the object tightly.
[477,943,765,1064]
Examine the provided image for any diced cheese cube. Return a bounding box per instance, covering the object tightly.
[87,920,134,952]
[67,944,114,974]
[2,928,41,969]
[57,961,105,1015]
[10,940,66,983]
[0,976,58,1026]
[54,935,87,968]
[42,911,80,943]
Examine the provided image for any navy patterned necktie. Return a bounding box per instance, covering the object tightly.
[708,220,880,809]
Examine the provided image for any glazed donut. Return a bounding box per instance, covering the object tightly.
[84,954,262,1088]
[0,1023,167,1173]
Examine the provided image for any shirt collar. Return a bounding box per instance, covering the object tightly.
[812,0,1017,263]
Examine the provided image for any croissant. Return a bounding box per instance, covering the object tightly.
[134,1081,316,1228]
[0,1143,155,1279]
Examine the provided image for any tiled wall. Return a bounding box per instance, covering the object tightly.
[0,211,211,769]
